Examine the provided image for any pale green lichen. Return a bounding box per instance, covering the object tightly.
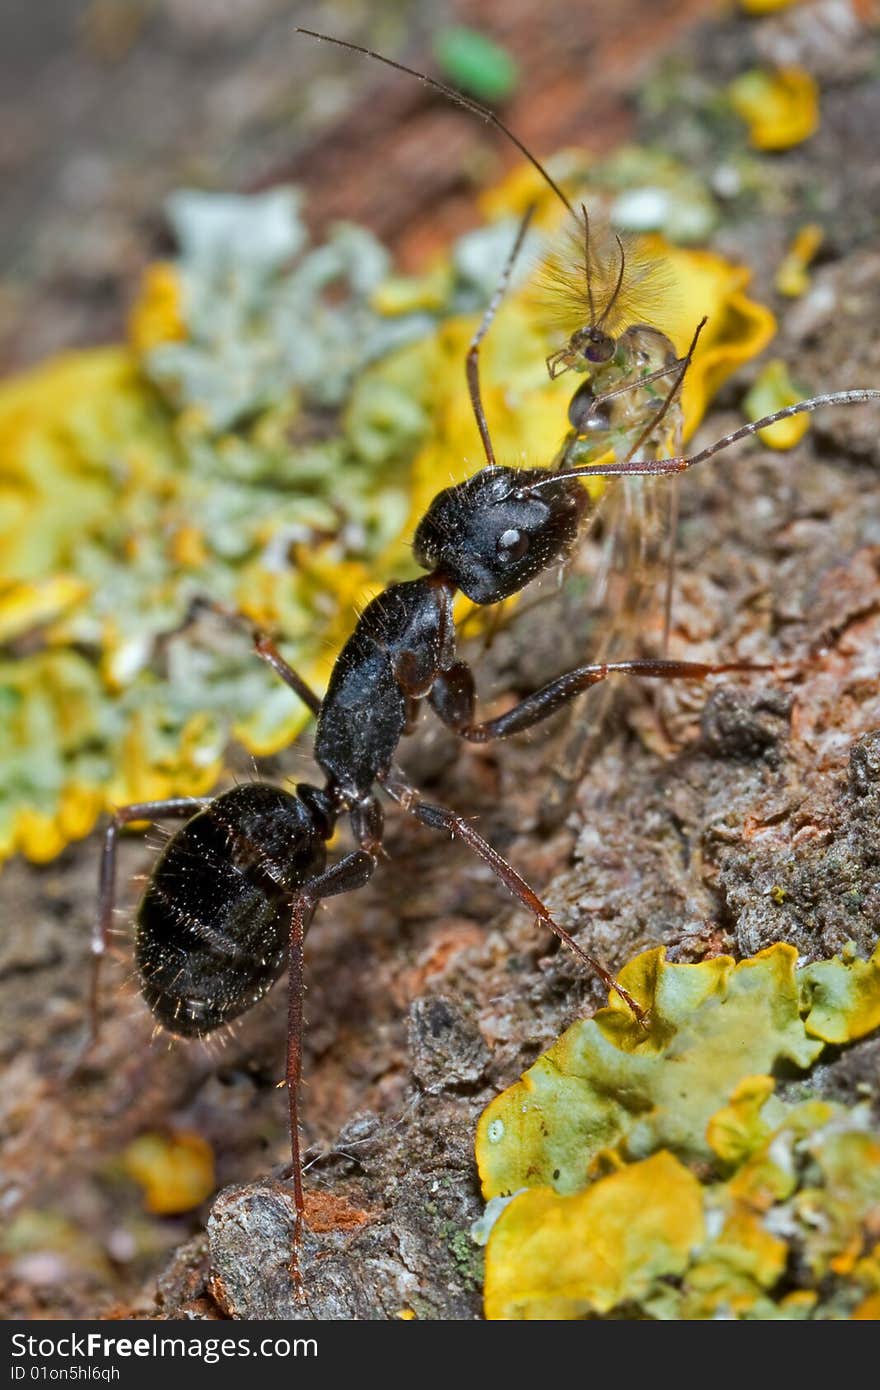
[478,942,880,1320]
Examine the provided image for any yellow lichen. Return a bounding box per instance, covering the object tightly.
[800,940,880,1043]
[484,1152,704,1320]
[740,0,804,12]
[744,359,812,449]
[705,1074,779,1168]
[775,223,823,298]
[478,943,880,1320]
[728,67,820,151]
[122,1131,215,1215]
[127,262,187,354]
[477,944,822,1201]
[0,576,90,645]
[371,263,453,316]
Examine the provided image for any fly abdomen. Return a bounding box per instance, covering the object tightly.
[135,784,325,1037]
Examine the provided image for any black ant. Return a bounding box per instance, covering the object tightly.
[84,201,878,1284]
[84,211,802,1294]
[86,53,880,1293]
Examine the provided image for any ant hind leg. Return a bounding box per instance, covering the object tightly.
[285,891,312,1301]
[87,797,213,1056]
[283,850,376,1299]
[379,769,645,1021]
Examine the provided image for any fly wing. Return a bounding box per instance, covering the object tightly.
[535,470,674,826]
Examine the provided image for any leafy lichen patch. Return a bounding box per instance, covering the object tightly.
[478,942,880,1319]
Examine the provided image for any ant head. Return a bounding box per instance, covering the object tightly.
[413,466,588,604]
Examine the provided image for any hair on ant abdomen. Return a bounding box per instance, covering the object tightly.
[135,784,329,1036]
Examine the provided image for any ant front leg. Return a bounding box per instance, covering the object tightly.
[552,390,880,485]
[379,770,645,1021]
[87,798,213,1056]
[429,656,762,744]
[188,598,323,716]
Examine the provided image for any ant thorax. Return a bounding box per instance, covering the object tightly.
[561,323,681,470]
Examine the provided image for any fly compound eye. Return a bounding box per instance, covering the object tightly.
[497,527,529,562]
[584,331,615,365]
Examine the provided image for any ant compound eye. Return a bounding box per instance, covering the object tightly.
[497,528,529,562]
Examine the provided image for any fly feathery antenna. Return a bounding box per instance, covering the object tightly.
[596,234,627,333]
[295,28,575,217]
[581,205,597,326]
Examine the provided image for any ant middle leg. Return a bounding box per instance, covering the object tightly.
[379,769,645,1020]
[429,655,763,744]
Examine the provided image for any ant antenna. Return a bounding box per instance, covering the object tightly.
[467,205,536,468]
[295,29,576,218]
[540,389,880,486]
[596,235,627,333]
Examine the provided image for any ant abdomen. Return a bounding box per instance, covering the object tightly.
[135,785,325,1038]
